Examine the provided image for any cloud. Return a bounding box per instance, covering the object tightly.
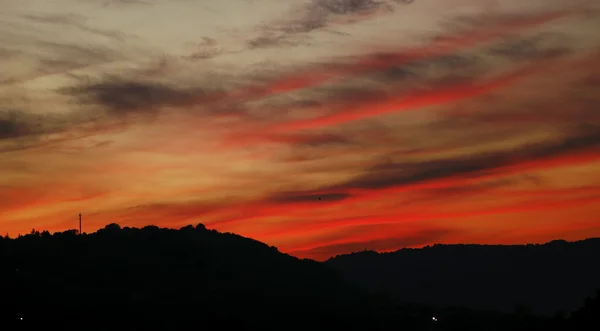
[182,48,225,60]
[0,111,23,140]
[36,41,120,66]
[21,13,126,42]
[247,0,411,49]
[0,41,123,86]
[4,5,584,154]
[333,128,600,191]
[0,108,54,143]
[213,29,578,152]
[239,9,576,103]
[291,228,454,260]
[314,0,389,15]
[0,102,130,153]
[2,0,599,258]
[0,10,132,85]
[247,186,600,251]
[181,37,226,60]
[76,0,156,7]
[266,65,537,132]
[63,78,206,115]
[54,8,576,134]
[212,128,600,232]
[268,192,351,205]
[284,0,395,34]
[0,47,20,59]
[486,32,571,61]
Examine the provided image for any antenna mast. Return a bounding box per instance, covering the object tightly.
[79,213,82,234]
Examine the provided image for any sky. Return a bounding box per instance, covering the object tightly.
[1,0,600,260]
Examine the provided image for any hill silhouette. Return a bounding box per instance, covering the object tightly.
[0,224,597,331]
[325,239,600,316]
[0,224,419,331]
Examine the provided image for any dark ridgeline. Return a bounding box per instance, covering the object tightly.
[0,224,597,331]
[325,239,600,316]
[0,224,415,331]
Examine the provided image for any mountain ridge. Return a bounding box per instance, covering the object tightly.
[1,223,598,330]
[325,237,600,316]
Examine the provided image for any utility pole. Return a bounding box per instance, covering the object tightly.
[79,213,82,234]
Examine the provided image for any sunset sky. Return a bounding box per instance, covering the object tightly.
[1,0,600,260]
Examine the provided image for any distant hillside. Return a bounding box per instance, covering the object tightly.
[325,238,600,316]
[0,224,411,330]
[1,224,597,331]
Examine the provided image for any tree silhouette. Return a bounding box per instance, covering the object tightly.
[0,224,597,331]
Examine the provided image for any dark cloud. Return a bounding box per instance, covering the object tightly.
[49,14,583,138]
[0,109,49,141]
[581,73,600,87]
[367,32,572,85]
[0,106,85,142]
[334,128,600,191]
[442,11,546,32]
[0,115,22,140]
[247,34,311,49]
[0,108,75,153]
[247,28,572,102]
[64,79,205,115]
[360,52,484,88]
[487,32,571,61]
[183,48,224,60]
[312,0,388,16]
[277,0,390,36]
[248,0,413,49]
[255,132,356,148]
[274,13,328,35]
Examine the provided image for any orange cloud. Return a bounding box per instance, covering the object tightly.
[2,1,599,261]
[248,9,576,99]
[141,8,578,114]
[270,65,539,132]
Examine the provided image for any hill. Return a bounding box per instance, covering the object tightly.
[0,224,413,330]
[325,239,600,316]
[0,224,597,331]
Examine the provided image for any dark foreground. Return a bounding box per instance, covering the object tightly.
[326,238,600,315]
[0,224,598,330]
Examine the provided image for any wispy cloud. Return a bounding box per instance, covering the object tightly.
[64,79,201,115]
[21,13,126,42]
[1,0,600,259]
[247,0,409,48]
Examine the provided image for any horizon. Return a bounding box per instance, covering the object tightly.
[5,221,600,261]
[2,0,600,261]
